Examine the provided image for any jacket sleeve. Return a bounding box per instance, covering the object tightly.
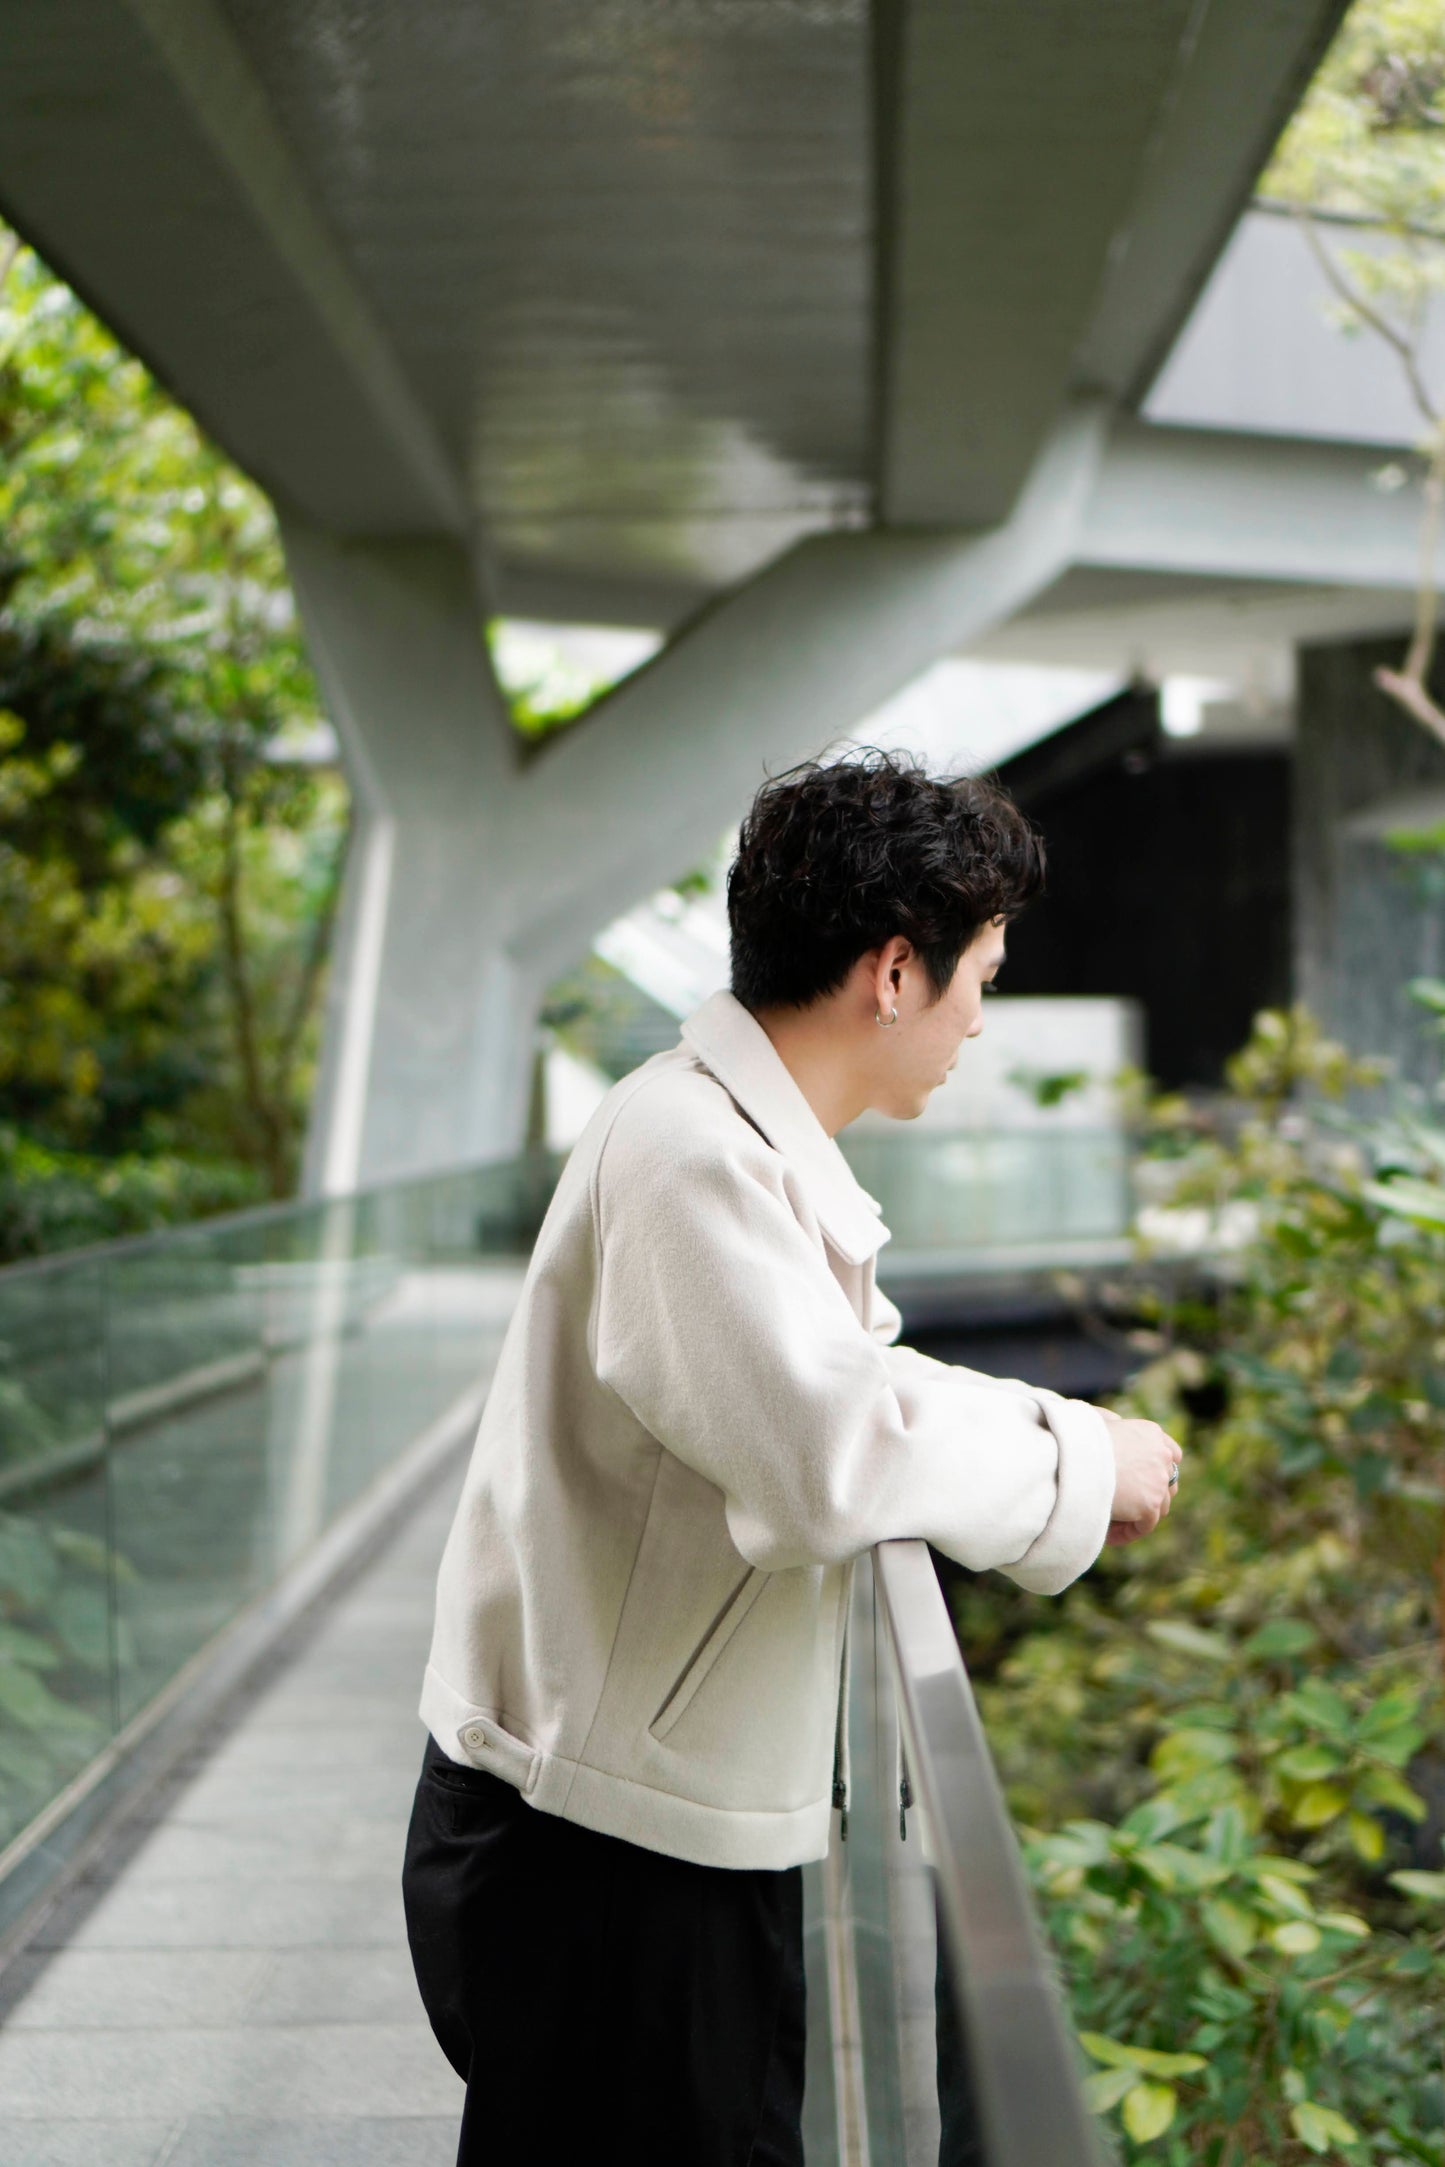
[872,1280,1059,1406]
[593,1103,1115,1592]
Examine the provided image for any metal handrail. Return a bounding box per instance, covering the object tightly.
[872,1538,1109,2167]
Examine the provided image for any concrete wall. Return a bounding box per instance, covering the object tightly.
[1294,633,1445,1094]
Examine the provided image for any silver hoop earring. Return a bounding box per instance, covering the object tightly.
[876,1005,899,1028]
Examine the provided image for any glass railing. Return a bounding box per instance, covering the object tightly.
[0,1151,562,1867]
[840,1127,1133,1270]
[805,1545,1109,2167]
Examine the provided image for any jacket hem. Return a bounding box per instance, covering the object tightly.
[420,1664,832,1871]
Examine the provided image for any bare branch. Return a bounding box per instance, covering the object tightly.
[1373,663,1445,748]
[216,776,288,1195]
[270,814,349,1109]
[1292,204,1440,430]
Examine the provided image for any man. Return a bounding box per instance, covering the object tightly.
[403,748,1182,2164]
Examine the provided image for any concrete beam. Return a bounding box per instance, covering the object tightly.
[0,0,466,534]
[1077,419,1424,591]
[876,0,1348,531]
[1074,0,1349,405]
[875,0,1197,529]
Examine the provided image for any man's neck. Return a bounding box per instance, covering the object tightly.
[751,1003,865,1139]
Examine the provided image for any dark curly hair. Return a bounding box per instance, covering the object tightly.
[727,747,1045,1012]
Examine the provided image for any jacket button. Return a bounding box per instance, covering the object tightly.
[463,1725,487,1751]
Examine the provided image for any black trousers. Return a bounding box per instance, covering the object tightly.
[402,1733,807,2166]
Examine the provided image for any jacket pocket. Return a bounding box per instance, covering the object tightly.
[648,1565,768,1742]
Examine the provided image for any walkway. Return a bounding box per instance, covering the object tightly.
[0,1469,466,2166]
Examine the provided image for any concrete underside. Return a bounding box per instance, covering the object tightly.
[0,0,1350,608]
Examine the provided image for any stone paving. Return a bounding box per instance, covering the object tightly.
[0,1471,468,2167]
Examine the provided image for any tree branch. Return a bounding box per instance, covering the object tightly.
[1292,204,1440,430]
[269,811,349,1113]
[216,772,286,1194]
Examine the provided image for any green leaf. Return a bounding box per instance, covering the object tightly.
[1363,1174,1445,1229]
[1389,1869,1445,1903]
[1202,1896,1259,1959]
[1317,1911,1371,1938]
[1363,1724,1426,1770]
[1122,2082,1177,2143]
[1083,2067,1137,2114]
[1259,1873,1316,1918]
[1270,1920,1323,1955]
[1145,1620,1231,1663]
[1357,1685,1423,1740]
[1248,1854,1317,1884]
[1347,1811,1385,1864]
[1276,1744,1342,1783]
[1290,2101,1360,2153]
[1288,1681,1353,1736]
[1244,1620,1317,1660]
[1119,1796,1187,1843]
[1169,1701,1237,1731]
[1151,1728,1238,1780]
[1137,1842,1230,1892]
[1354,1766,1426,1821]
[1292,1782,1349,1828]
[1077,2034,1205,2079]
[1202,1804,1251,1865]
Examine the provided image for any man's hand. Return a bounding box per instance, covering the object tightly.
[1098,1408,1183,1547]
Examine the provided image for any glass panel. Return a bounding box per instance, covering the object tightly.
[839,1127,1133,1263]
[0,1154,554,1865]
[0,1256,116,1850]
[108,1219,271,1726]
[840,1555,940,2165]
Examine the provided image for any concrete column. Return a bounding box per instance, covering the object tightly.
[280,521,542,1194]
[285,403,1107,1193]
[1294,632,1445,1094]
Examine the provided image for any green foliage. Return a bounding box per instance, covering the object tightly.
[0,1507,133,1843]
[0,1126,261,1261]
[1008,1066,1092,1110]
[1263,0,1445,240]
[0,222,349,1222]
[1259,0,1445,424]
[962,1007,1445,2162]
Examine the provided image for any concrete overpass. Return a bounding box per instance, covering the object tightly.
[7,0,1431,1187]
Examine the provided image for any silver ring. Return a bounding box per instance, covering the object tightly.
[1168,1463,1179,1488]
[876,1006,899,1028]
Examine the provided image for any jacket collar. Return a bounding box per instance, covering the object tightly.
[679,989,890,1266]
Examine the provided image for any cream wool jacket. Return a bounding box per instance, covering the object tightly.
[419,988,1117,1871]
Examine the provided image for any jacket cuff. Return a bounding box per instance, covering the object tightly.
[1004,1392,1115,1595]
